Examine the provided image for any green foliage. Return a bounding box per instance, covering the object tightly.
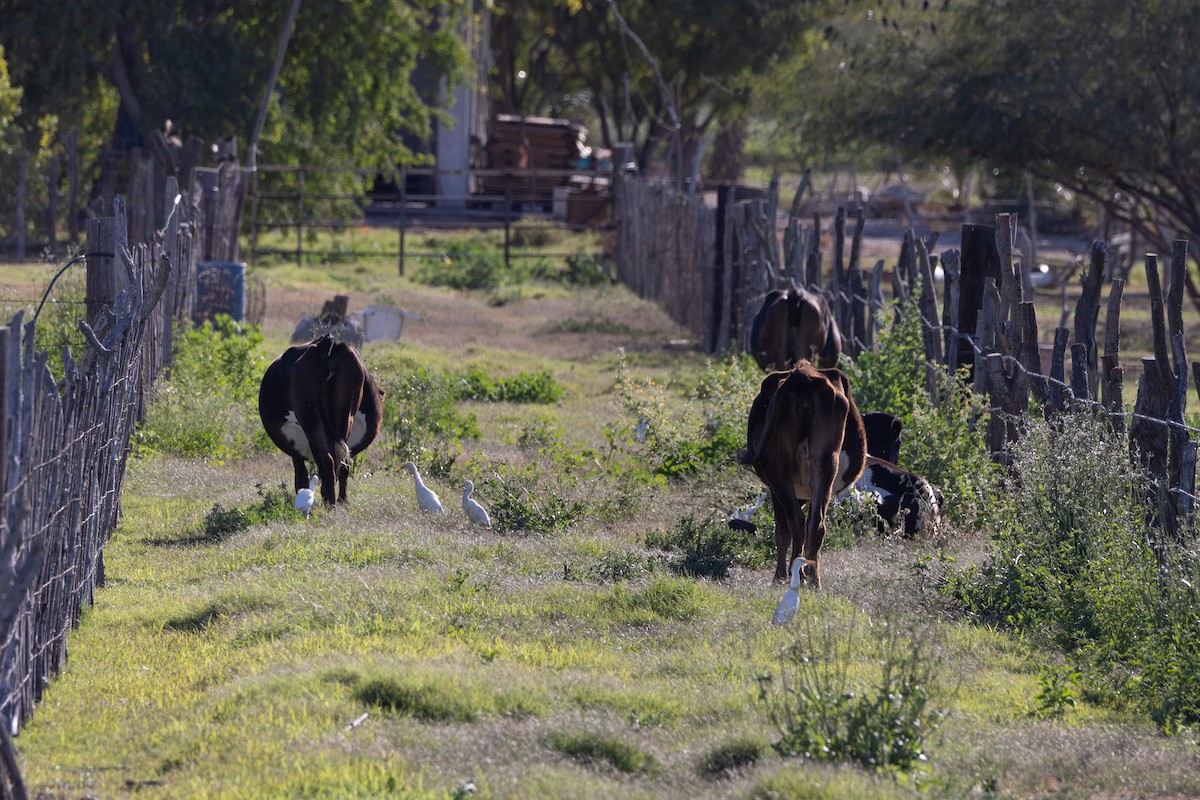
[842,298,926,419]
[562,254,611,286]
[1030,666,1081,720]
[138,317,266,460]
[354,677,479,723]
[413,241,510,290]
[478,475,588,535]
[203,482,297,539]
[758,616,945,776]
[460,367,563,403]
[610,351,759,480]
[644,514,773,578]
[30,256,86,378]
[844,300,997,525]
[946,413,1200,732]
[546,730,660,775]
[382,366,480,465]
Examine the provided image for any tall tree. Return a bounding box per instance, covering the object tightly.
[793,0,1200,250]
[0,1,470,164]
[491,0,829,177]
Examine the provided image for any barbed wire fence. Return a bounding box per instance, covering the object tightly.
[0,169,212,797]
[612,172,1199,543]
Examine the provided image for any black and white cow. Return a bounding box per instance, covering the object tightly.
[258,335,383,505]
[851,455,943,537]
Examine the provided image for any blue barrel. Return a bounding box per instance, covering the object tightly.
[193,261,246,324]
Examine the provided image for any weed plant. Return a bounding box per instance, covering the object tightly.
[138,316,267,460]
[947,412,1200,731]
[757,614,945,777]
[644,514,773,578]
[203,482,297,539]
[609,350,758,480]
[843,300,998,524]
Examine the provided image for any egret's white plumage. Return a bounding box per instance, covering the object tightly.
[462,480,492,528]
[402,461,445,514]
[771,558,809,625]
[295,475,318,518]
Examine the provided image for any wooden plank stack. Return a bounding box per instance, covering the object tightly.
[481,115,589,208]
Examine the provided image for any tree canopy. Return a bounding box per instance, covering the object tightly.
[490,0,830,176]
[0,0,470,166]
[787,0,1200,246]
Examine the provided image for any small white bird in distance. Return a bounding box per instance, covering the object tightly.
[635,415,650,443]
[295,475,318,518]
[401,461,445,514]
[770,558,811,626]
[462,480,492,528]
[728,490,767,533]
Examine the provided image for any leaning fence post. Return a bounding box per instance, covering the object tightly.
[1102,278,1125,432]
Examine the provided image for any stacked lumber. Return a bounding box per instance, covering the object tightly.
[487,114,588,170]
[481,115,589,207]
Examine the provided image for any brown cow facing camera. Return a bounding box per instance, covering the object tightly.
[748,287,843,372]
[738,362,867,588]
[259,335,383,506]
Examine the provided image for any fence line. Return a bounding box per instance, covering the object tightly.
[611,173,1200,539]
[0,181,202,797]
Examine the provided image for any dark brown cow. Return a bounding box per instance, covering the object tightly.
[738,362,867,588]
[258,335,383,505]
[748,287,843,372]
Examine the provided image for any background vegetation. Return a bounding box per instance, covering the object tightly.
[13,232,1200,797]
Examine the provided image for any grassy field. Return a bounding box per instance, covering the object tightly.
[9,235,1200,798]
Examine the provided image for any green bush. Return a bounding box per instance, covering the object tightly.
[382,367,480,464]
[138,317,266,460]
[645,514,773,578]
[757,615,945,776]
[843,300,997,525]
[946,413,1200,732]
[413,241,508,290]
[610,351,759,480]
[203,482,297,539]
[547,730,660,775]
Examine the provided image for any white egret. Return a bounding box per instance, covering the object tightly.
[770,558,810,626]
[295,475,318,518]
[462,480,492,528]
[402,461,445,514]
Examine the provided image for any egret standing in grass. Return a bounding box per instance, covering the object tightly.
[295,475,318,518]
[462,480,492,528]
[401,461,445,514]
[770,558,809,625]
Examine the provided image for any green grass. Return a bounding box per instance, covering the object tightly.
[15,247,1200,799]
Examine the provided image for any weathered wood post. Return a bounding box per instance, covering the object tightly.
[955,222,1001,376]
[1102,278,1126,432]
[1073,241,1106,399]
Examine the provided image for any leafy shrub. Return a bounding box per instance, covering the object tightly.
[481,476,589,535]
[413,241,507,290]
[461,367,563,404]
[138,316,266,460]
[757,615,945,775]
[645,514,773,578]
[202,482,296,539]
[610,351,759,480]
[699,738,765,778]
[842,297,926,419]
[843,300,997,525]
[563,253,611,286]
[945,413,1200,732]
[382,366,480,464]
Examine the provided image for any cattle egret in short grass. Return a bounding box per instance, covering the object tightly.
[402,462,445,514]
[462,480,492,528]
[771,558,809,625]
[728,490,767,533]
[295,475,318,518]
